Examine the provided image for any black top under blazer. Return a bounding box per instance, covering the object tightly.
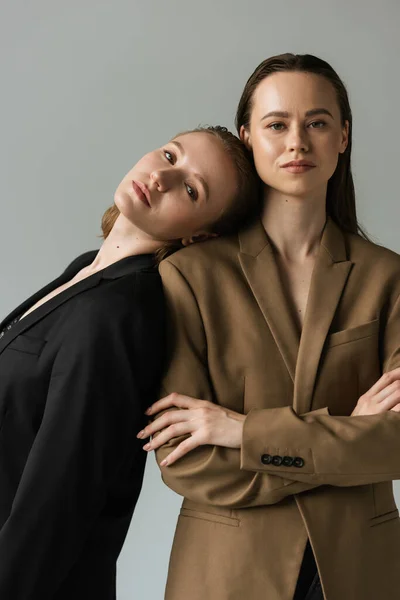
[0,251,165,600]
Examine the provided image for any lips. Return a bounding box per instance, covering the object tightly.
[132,180,151,206]
[281,159,315,167]
[281,160,316,174]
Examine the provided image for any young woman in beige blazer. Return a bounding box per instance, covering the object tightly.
[139,54,400,600]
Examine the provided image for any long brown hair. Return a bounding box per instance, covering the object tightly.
[235,53,368,239]
[101,126,260,261]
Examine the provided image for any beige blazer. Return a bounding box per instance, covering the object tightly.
[157,217,400,600]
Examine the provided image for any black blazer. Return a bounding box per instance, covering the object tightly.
[0,251,165,600]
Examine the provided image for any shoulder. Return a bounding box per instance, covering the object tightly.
[63,250,98,275]
[160,233,239,280]
[67,270,164,339]
[346,232,400,279]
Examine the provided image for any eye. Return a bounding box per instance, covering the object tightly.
[163,149,175,163]
[185,183,198,202]
[267,122,286,131]
[308,120,326,129]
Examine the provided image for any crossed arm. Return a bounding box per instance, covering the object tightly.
[140,260,400,508]
[141,368,400,464]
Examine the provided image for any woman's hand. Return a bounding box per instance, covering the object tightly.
[137,394,245,466]
[138,369,400,465]
[351,368,400,416]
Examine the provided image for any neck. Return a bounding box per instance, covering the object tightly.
[261,186,327,262]
[85,214,164,273]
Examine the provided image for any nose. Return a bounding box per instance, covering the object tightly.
[149,169,175,192]
[286,124,309,153]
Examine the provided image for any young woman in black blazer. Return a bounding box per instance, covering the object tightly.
[0,126,258,600]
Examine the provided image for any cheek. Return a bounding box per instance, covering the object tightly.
[134,152,158,171]
[114,156,155,205]
[125,153,160,183]
[113,187,135,220]
[251,138,279,181]
[319,137,341,175]
[155,199,197,236]
[252,134,279,163]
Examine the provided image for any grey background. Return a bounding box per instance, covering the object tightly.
[1,1,399,598]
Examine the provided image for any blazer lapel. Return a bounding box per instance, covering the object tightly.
[239,218,300,382]
[293,219,353,414]
[0,261,102,357]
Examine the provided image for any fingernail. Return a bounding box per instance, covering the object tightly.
[137,430,144,439]
[145,407,152,415]
[143,443,151,451]
[160,459,168,466]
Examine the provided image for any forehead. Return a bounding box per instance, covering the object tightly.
[173,132,237,192]
[252,71,340,118]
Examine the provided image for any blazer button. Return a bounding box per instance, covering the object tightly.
[272,455,283,466]
[282,456,294,467]
[261,454,272,465]
[293,457,305,468]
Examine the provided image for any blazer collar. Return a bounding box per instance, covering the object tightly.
[294,219,352,413]
[100,253,156,279]
[239,218,299,382]
[62,252,156,281]
[0,252,157,356]
[238,217,353,411]
[238,217,270,257]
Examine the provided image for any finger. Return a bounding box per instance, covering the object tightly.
[160,436,201,466]
[366,368,400,397]
[144,422,195,451]
[146,393,208,416]
[390,403,400,413]
[138,409,193,439]
[375,380,400,408]
[379,384,400,411]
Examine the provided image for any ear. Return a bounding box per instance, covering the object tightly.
[339,120,349,154]
[239,125,252,150]
[181,231,219,247]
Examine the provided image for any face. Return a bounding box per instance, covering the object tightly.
[240,72,349,199]
[114,132,238,242]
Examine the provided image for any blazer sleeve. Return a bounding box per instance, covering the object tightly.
[241,290,400,486]
[0,297,152,599]
[156,260,324,509]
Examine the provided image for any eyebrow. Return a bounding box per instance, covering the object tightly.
[260,108,334,122]
[170,140,210,201]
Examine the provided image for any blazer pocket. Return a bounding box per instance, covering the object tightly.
[7,334,47,356]
[370,509,399,527]
[327,319,379,349]
[180,508,240,527]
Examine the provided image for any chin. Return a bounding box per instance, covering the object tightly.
[269,185,313,199]
[277,177,326,198]
[114,190,135,218]
[287,187,316,198]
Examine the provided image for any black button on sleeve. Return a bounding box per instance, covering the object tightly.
[261,454,272,465]
[282,456,294,467]
[272,455,283,466]
[293,457,305,468]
